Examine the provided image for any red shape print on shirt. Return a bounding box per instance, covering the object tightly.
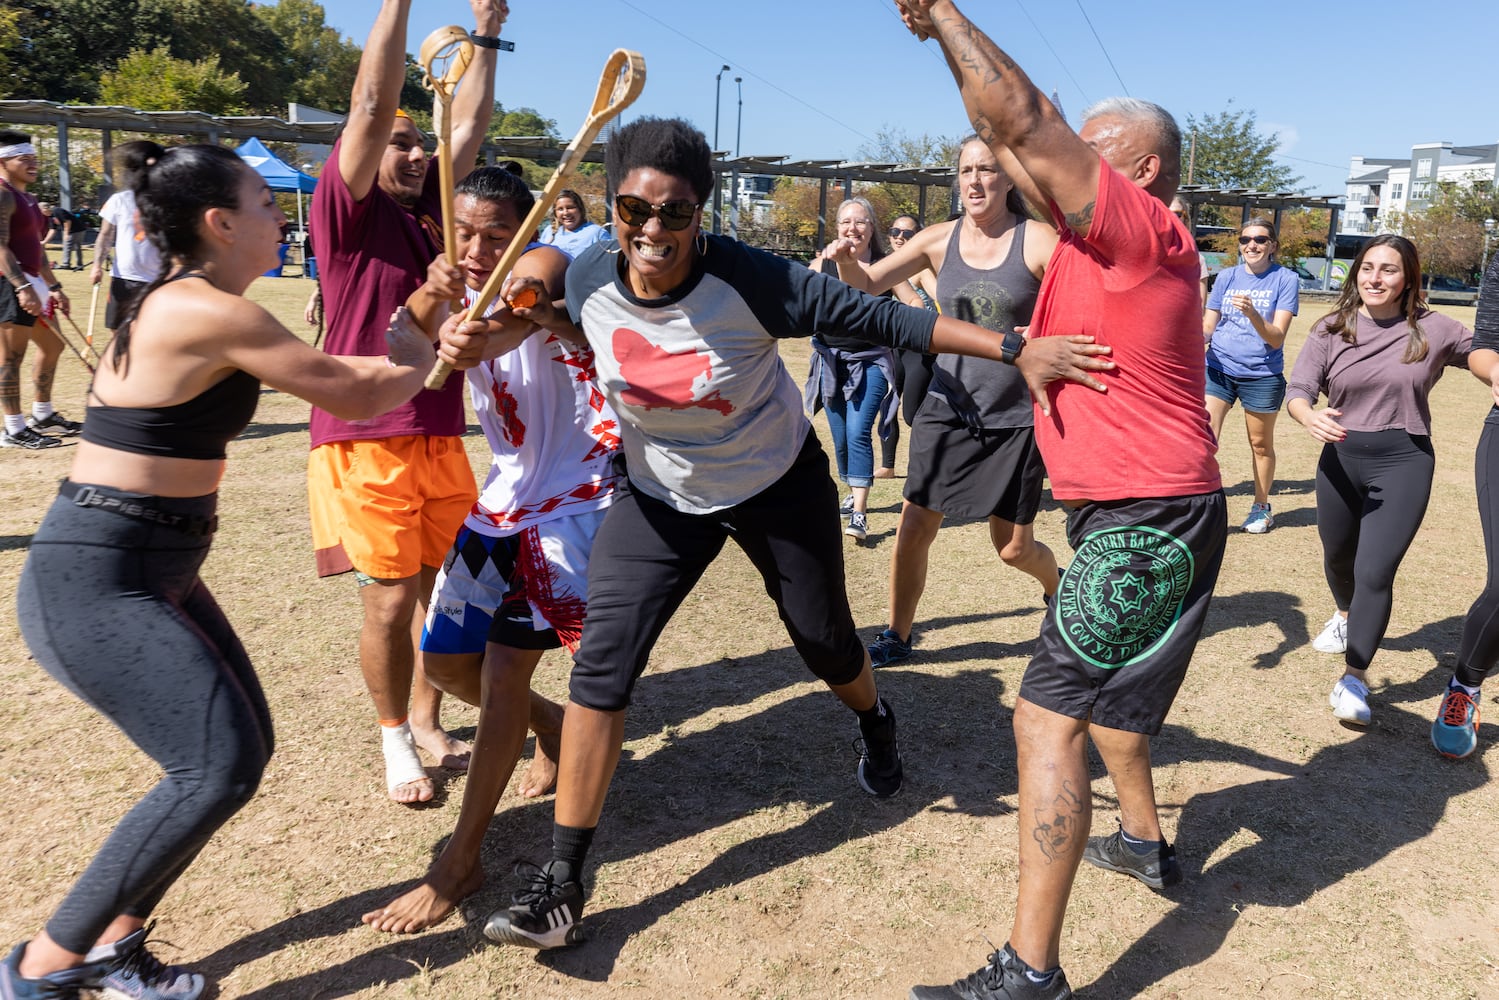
[612,327,733,416]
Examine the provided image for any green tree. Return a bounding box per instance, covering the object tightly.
[857,125,963,224]
[0,8,19,88]
[1427,171,1499,227]
[1385,208,1485,281]
[252,0,360,113]
[1182,105,1302,227]
[100,45,248,115]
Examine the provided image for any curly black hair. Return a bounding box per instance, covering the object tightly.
[605,117,713,204]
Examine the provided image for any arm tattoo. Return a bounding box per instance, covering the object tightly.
[1064,201,1096,232]
[1030,780,1086,863]
[0,189,18,285]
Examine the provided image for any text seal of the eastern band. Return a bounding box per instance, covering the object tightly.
[1055,525,1195,669]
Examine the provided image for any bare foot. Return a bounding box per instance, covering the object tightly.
[517,728,559,798]
[411,724,472,772]
[389,776,435,804]
[361,863,484,933]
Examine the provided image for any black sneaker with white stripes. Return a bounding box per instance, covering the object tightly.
[482,861,585,950]
[28,411,83,436]
[1,426,61,449]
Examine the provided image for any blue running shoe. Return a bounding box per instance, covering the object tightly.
[1432,686,1480,759]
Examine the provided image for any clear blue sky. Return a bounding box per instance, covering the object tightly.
[307,0,1499,196]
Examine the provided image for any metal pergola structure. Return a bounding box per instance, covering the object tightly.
[0,99,960,246]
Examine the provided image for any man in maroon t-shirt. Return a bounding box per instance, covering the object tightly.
[308,0,501,804]
[898,4,1227,999]
[0,131,79,451]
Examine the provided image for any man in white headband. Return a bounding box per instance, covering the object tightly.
[0,130,78,450]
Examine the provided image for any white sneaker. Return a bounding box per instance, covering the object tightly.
[1329,675,1371,725]
[1241,502,1274,534]
[1312,613,1348,653]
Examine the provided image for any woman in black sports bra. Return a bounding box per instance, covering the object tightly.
[6,142,435,1000]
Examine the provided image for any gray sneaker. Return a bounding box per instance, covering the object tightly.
[84,924,204,1000]
[27,411,83,437]
[1082,824,1182,889]
[909,943,1072,999]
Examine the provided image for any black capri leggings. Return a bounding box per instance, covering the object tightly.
[1315,429,1435,673]
[1457,421,1499,688]
[16,483,274,955]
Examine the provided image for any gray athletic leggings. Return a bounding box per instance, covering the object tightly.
[1457,422,1499,688]
[1315,429,1435,673]
[16,484,274,955]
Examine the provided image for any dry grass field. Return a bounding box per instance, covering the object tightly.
[2,269,1497,999]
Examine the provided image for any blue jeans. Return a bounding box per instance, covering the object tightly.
[823,366,888,489]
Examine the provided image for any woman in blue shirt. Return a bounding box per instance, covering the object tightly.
[1202,216,1299,533]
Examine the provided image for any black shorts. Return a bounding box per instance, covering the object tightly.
[903,401,1044,523]
[1020,490,1227,734]
[106,277,150,330]
[0,280,38,327]
[569,430,865,712]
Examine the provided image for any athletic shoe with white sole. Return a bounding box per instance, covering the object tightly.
[845,511,868,540]
[840,494,855,514]
[1241,502,1273,534]
[1082,825,1182,889]
[1,426,62,450]
[908,942,1073,999]
[1329,674,1371,725]
[483,861,585,950]
[27,412,83,437]
[855,699,902,798]
[1432,685,1480,759]
[1312,613,1348,653]
[85,924,204,1000]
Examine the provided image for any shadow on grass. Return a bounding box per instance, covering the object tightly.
[0,534,31,552]
[236,421,311,442]
[1088,668,1487,998]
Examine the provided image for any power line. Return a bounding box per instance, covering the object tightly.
[1012,0,1090,108]
[610,0,879,148]
[1073,0,1127,96]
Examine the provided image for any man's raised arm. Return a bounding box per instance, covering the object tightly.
[900,0,1101,235]
[448,0,507,183]
[338,0,415,200]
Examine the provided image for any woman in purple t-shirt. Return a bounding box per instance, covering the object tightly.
[1286,234,1473,727]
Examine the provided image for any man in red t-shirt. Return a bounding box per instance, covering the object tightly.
[308,0,502,804]
[898,4,1227,999]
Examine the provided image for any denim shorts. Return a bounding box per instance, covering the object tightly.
[1205,367,1286,413]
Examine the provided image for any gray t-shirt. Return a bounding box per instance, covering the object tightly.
[566,235,936,513]
[928,219,1039,429]
[1286,309,1472,436]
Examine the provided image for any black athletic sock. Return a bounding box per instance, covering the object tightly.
[549,823,595,886]
[856,697,892,737]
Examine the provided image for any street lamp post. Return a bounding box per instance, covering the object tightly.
[734,77,743,158]
[712,65,730,151]
[712,65,730,236]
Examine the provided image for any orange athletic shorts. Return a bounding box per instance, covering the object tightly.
[307,434,478,580]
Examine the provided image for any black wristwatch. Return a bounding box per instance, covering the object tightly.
[47,282,62,292]
[469,32,515,51]
[1000,331,1025,365]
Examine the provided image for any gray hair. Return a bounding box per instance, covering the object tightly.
[1083,97,1180,148]
[837,195,887,259]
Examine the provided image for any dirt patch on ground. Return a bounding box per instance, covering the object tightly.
[2,275,1497,998]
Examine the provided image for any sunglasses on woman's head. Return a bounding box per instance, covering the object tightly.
[888,227,917,239]
[1239,235,1272,246]
[614,194,699,231]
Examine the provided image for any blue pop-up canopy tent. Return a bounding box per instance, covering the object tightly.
[235,137,318,246]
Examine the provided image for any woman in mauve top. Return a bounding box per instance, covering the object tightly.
[1286,234,1474,727]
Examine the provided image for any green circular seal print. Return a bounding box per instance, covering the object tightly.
[1056,525,1195,669]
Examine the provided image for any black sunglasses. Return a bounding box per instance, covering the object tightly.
[1239,235,1272,246]
[888,227,917,239]
[614,194,699,231]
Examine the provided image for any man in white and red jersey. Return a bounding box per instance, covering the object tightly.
[361,165,619,935]
[898,4,1227,999]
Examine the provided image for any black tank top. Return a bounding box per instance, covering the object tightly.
[81,273,262,460]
